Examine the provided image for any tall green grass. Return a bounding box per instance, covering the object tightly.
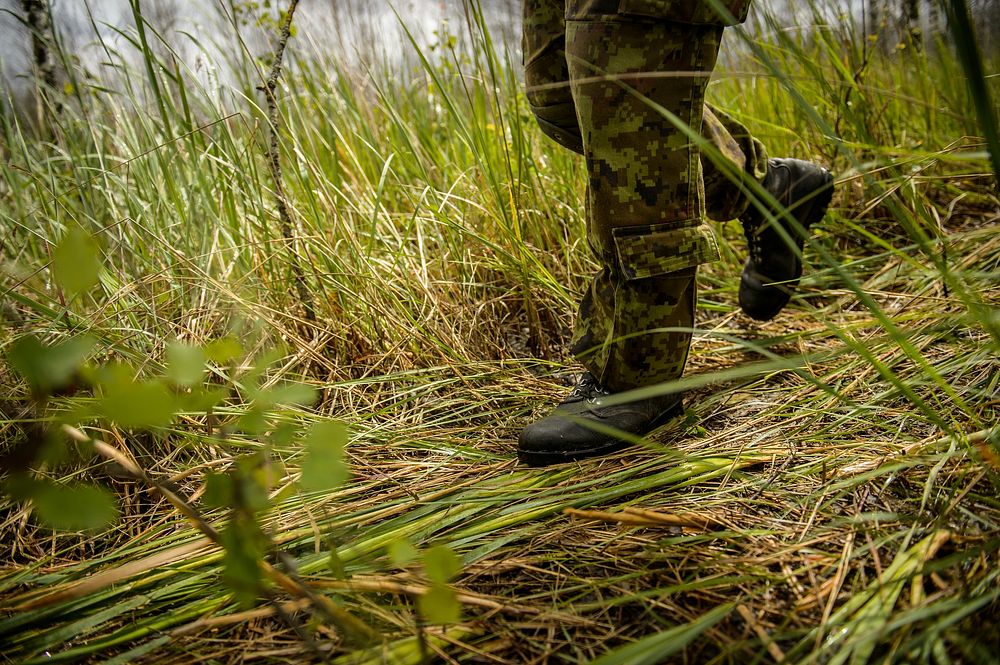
[1,0,998,662]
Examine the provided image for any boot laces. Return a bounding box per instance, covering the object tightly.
[745,220,764,265]
[569,373,610,402]
[746,160,781,266]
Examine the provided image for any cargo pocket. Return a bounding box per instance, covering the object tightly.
[616,0,751,25]
[612,219,720,280]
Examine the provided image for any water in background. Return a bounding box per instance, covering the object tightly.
[0,0,986,117]
[0,0,518,114]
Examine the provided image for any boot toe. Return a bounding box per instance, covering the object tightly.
[739,265,793,321]
[517,412,627,466]
[517,394,684,466]
[738,159,833,320]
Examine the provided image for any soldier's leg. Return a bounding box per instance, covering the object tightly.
[701,107,834,321]
[702,105,769,222]
[519,4,750,465]
[523,0,583,154]
[522,1,760,176]
[563,9,726,392]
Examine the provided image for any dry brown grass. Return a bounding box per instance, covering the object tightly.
[1,5,999,659]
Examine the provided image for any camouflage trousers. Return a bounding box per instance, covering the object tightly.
[524,0,768,391]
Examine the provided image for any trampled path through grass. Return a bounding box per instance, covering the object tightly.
[1,1,999,661]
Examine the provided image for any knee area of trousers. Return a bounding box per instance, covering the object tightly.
[529,102,583,154]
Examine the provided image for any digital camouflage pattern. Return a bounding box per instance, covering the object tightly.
[571,267,697,392]
[523,0,767,391]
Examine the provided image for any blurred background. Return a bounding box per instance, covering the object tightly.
[3,0,997,120]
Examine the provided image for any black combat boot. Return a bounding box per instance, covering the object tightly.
[739,158,834,321]
[517,373,683,466]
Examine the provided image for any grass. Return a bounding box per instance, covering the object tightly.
[1,0,998,662]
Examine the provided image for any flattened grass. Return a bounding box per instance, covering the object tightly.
[1,1,998,662]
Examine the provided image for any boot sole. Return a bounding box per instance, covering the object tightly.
[739,170,834,321]
[517,402,684,467]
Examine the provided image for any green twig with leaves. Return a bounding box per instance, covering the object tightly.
[59,425,379,646]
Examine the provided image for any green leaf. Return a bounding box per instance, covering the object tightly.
[221,519,265,608]
[38,432,70,466]
[270,422,299,445]
[388,538,418,567]
[3,475,34,501]
[205,337,243,364]
[96,362,135,385]
[236,454,273,512]
[203,472,233,509]
[237,408,268,434]
[51,227,101,296]
[328,546,348,579]
[257,458,285,489]
[254,383,318,408]
[31,480,119,532]
[590,603,734,665]
[7,335,95,394]
[166,342,206,388]
[424,545,461,584]
[100,378,176,429]
[269,482,296,505]
[299,421,349,492]
[418,583,460,625]
[243,347,287,390]
[178,387,228,413]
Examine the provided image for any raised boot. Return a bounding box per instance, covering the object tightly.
[739,158,834,321]
[517,373,683,466]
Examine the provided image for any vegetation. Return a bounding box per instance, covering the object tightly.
[1,0,998,662]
